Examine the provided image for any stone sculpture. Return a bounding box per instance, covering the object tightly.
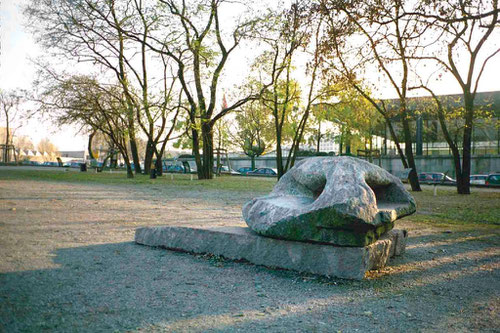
[243,156,416,246]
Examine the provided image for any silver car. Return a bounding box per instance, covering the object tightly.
[470,174,487,185]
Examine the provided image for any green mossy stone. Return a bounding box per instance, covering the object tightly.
[243,157,416,247]
[262,207,395,247]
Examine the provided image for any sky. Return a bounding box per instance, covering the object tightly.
[1,0,499,152]
[1,0,87,151]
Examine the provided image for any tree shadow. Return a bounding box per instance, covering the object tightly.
[1,232,499,332]
[391,230,499,265]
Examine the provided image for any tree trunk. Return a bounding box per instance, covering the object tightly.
[369,134,373,163]
[402,117,421,191]
[129,135,141,174]
[276,133,284,179]
[316,122,321,153]
[452,150,463,190]
[458,94,474,194]
[216,146,221,176]
[199,122,214,179]
[345,129,351,154]
[126,162,134,178]
[250,155,255,171]
[384,117,408,169]
[143,139,154,175]
[383,124,388,155]
[87,131,96,160]
[155,147,164,176]
[102,153,111,168]
[4,113,9,163]
[339,130,343,155]
[434,92,463,195]
[191,128,203,178]
[116,149,133,177]
[110,152,118,168]
[154,157,163,176]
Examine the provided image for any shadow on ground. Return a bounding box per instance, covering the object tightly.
[1,231,499,332]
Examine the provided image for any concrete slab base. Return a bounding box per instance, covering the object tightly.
[135,226,407,280]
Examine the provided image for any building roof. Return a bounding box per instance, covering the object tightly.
[381,90,500,119]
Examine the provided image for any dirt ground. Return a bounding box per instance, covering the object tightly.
[0,178,499,332]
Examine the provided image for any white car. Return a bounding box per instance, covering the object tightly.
[470,174,487,185]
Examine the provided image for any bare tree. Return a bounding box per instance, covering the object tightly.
[39,75,136,178]
[37,138,59,158]
[254,2,326,179]
[411,0,500,194]
[137,0,274,179]
[106,0,182,175]
[14,135,35,152]
[320,0,429,191]
[286,8,326,171]
[0,90,24,163]
[26,0,182,175]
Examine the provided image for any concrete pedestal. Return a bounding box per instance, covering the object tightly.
[135,226,407,280]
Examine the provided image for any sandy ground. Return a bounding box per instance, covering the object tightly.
[0,178,499,332]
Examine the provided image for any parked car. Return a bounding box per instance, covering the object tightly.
[213,165,240,175]
[247,167,278,176]
[164,164,185,173]
[485,173,500,186]
[21,160,40,166]
[63,161,81,168]
[418,172,456,185]
[237,167,253,175]
[470,174,488,185]
[42,161,59,167]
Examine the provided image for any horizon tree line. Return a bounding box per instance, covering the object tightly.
[12,0,499,194]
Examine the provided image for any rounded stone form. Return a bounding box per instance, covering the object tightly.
[242,157,416,246]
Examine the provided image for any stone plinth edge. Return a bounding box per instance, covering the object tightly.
[135,226,407,280]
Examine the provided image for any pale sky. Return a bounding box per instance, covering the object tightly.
[1,0,499,152]
[0,0,87,151]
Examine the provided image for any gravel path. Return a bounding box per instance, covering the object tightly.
[0,179,499,332]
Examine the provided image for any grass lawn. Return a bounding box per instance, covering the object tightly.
[0,168,277,192]
[408,188,500,231]
[1,167,499,232]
